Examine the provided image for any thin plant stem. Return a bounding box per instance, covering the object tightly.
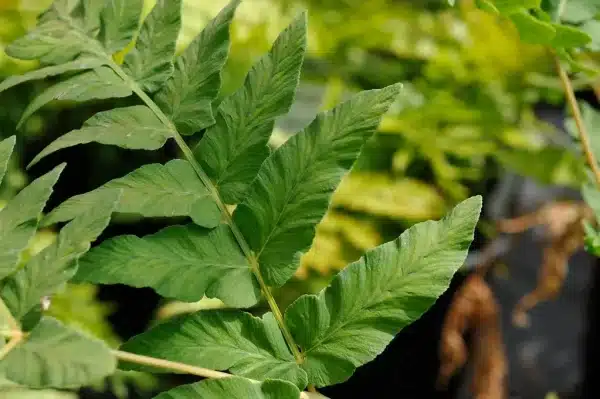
[112,350,326,399]
[0,334,23,361]
[554,56,600,187]
[0,297,19,332]
[107,60,304,364]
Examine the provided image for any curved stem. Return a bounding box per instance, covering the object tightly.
[112,350,326,399]
[554,56,600,187]
[107,60,303,364]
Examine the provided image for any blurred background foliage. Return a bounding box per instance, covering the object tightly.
[0,0,596,397]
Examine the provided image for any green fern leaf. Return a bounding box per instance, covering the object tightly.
[29,106,172,168]
[0,136,16,184]
[120,310,307,387]
[42,160,220,228]
[0,58,105,94]
[0,317,116,389]
[74,224,259,307]
[0,164,64,280]
[154,377,300,399]
[234,83,401,287]
[99,0,143,53]
[80,0,106,36]
[154,0,239,135]
[193,13,307,203]
[123,0,182,92]
[5,0,97,65]
[17,67,132,129]
[284,196,481,386]
[1,189,120,319]
[1,390,76,399]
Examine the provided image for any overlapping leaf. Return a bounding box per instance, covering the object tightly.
[154,377,301,399]
[17,67,132,129]
[1,189,120,320]
[120,310,306,387]
[193,13,307,203]
[5,13,92,65]
[123,0,182,92]
[42,160,220,228]
[0,164,64,280]
[100,0,143,53]
[0,317,116,388]
[74,224,259,307]
[154,0,239,135]
[29,106,172,167]
[284,196,481,386]
[0,58,105,94]
[233,84,401,287]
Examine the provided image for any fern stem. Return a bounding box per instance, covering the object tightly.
[554,56,600,187]
[0,334,23,361]
[112,350,325,399]
[107,61,304,364]
[0,297,19,333]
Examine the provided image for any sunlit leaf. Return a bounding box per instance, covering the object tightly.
[0,317,116,388]
[285,197,481,386]
[120,310,307,387]
[0,164,64,280]
[74,224,259,307]
[154,377,300,399]
[29,106,172,167]
[194,13,307,203]
[123,0,182,92]
[42,160,220,228]
[1,189,120,319]
[154,0,239,135]
[234,84,401,287]
[17,67,132,129]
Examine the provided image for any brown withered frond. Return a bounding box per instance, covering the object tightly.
[497,201,594,327]
[438,274,507,399]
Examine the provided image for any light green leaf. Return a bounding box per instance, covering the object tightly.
[193,13,307,203]
[0,136,16,184]
[510,10,556,45]
[81,0,106,36]
[1,190,120,320]
[475,0,500,13]
[154,377,301,399]
[491,0,541,14]
[566,102,600,159]
[42,160,220,228]
[0,389,76,399]
[17,67,132,129]
[551,24,592,48]
[583,183,600,218]
[233,84,401,287]
[560,0,600,23]
[121,310,307,387]
[0,164,64,280]
[4,0,101,66]
[0,317,116,388]
[284,196,481,386]
[123,0,182,92]
[582,20,600,51]
[496,147,584,188]
[154,0,239,135]
[0,58,105,94]
[74,224,260,307]
[583,220,600,257]
[29,106,172,168]
[100,0,143,53]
